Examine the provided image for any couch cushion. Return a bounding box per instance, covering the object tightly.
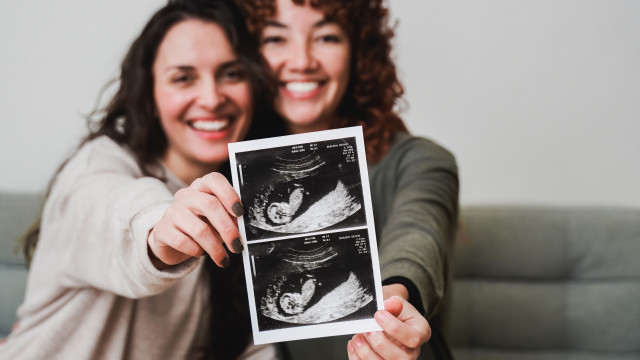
[0,264,29,338]
[452,348,640,360]
[0,192,43,265]
[446,206,640,358]
[452,207,640,281]
[0,192,43,337]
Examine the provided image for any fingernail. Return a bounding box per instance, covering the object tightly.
[232,202,245,217]
[220,257,230,268]
[231,237,244,253]
[347,340,355,353]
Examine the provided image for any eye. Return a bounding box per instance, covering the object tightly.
[171,73,194,85]
[317,34,342,43]
[220,66,247,83]
[262,35,285,45]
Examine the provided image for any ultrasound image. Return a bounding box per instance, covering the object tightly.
[248,229,376,331]
[235,137,366,242]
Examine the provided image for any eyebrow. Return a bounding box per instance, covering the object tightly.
[265,18,334,29]
[171,65,195,72]
[164,59,242,72]
[216,59,244,72]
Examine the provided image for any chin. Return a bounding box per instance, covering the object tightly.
[281,113,325,131]
[199,156,229,169]
[196,146,231,165]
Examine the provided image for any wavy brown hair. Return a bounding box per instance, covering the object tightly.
[22,1,284,358]
[238,0,408,163]
[23,0,278,263]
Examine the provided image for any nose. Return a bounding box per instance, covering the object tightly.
[288,40,318,72]
[196,78,226,110]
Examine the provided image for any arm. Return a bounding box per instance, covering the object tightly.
[39,138,242,298]
[376,135,459,318]
[349,134,459,359]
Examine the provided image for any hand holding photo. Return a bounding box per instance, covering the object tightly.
[228,126,384,344]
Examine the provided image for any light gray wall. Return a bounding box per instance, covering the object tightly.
[2,1,638,207]
[391,0,640,207]
[0,0,163,192]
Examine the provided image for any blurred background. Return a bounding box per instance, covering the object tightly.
[1,0,638,207]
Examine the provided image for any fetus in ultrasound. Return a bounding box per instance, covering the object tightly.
[266,183,305,225]
[235,138,369,242]
[248,153,363,236]
[278,274,317,315]
[257,242,373,325]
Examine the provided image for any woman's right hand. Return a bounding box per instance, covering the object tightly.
[148,172,245,269]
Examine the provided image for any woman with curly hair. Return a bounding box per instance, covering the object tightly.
[238,0,459,359]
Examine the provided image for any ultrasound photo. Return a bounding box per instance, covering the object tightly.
[249,229,376,331]
[228,127,384,344]
[234,137,366,242]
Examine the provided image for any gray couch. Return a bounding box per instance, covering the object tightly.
[0,193,42,339]
[444,206,640,360]
[2,192,639,359]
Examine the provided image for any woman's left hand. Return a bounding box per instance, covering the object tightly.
[347,291,431,360]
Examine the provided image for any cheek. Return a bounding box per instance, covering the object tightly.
[154,87,188,120]
[230,84,253,130]
[261,48,282,73]
[321,50,350,110]
[334,50,351,89]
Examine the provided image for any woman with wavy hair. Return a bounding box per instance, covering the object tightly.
[238,0,459,359]
[2,1,283,359]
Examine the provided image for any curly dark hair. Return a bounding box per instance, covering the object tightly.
[238,0,408,163]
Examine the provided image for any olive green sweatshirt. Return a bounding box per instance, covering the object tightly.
[285,131,460,360]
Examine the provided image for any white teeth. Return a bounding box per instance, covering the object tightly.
[191,120,228,131]
[286,81,318,93]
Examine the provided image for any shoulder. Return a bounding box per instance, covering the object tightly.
[381,131,458,172]
[49,136,150,198]
[64,136,143,179]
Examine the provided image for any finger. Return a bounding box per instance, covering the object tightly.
[183,216,229,267]
[351,334,384,360]
[190,173,244,217]
[347,340,362,360]
[155,205,229,267]
[374,308,430,349]
[363,331,413,360]
[192,193,243,254]
[173,187,242,254]
[148,230,191,268]
[150,217,202,264]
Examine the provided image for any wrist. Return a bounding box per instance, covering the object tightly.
[148,231,169,270]
[382,283,409,301]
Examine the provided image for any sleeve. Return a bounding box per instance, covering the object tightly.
[377,137,459,318]
[40,140,201,299]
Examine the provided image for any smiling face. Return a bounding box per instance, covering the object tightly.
[260,0,351,134]
[153,18,252,184]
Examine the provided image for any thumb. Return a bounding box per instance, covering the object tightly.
[383,295,404,317]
